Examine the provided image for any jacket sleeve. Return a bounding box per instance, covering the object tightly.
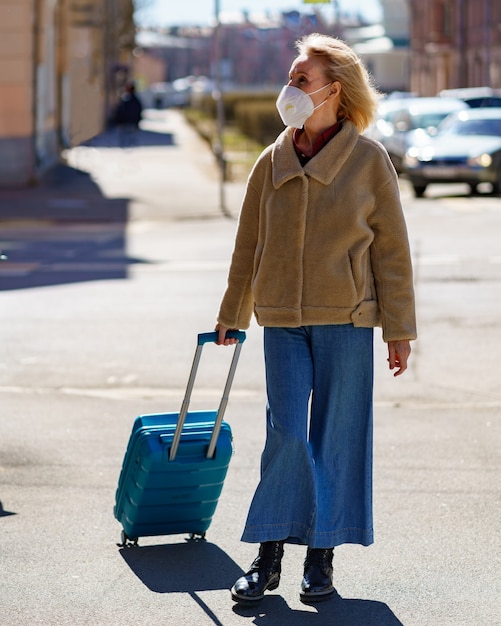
[217,182,260,329]
[369,164,417,342]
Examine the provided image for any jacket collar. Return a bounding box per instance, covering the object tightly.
[272,121,359,189]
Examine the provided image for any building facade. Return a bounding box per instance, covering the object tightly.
[348,0,410,95]
[0,0,134,187]
[409,0,501,95]
[134,8,411,103]
[133,10,328,96]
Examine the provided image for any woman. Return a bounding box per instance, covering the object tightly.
[216,34,416,605]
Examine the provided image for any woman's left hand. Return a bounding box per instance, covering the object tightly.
[387,340,412,377]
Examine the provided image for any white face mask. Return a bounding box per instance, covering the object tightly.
[276,82,332,128]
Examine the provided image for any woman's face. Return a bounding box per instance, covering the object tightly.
[287,54,330,105]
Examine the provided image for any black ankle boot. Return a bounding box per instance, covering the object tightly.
[231,541,285,604]
[300,547,335,603]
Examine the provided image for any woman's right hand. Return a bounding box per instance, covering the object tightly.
[215,323,240,346]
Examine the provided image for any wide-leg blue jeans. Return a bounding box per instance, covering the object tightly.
[241,324,374,548]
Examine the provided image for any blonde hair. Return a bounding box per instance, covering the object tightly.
[295,33,379,133]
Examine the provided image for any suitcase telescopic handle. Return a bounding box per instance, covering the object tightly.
[169,330,246,461]
[197,330,246,345]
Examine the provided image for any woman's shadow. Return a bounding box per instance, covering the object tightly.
[233,594,404,626]
[119,539,403,626]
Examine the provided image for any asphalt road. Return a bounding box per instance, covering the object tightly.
[0,110,500,626]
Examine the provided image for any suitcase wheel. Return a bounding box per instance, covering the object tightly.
[189,532,206,541]
[120,530,138,547]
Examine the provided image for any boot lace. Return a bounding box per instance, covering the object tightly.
[305,548,334,572]
[251,541,284,573]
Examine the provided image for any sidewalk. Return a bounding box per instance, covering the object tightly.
[0,109,245,290]
[64,108,245,222]
[0,109,244,223]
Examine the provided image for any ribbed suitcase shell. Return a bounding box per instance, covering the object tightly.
[114,410,233,542]
[113,330,244,544]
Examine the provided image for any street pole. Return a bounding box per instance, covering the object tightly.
[484,0,492,87]
[214,0,230,217]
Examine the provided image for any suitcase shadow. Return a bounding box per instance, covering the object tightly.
[118,539,243,594]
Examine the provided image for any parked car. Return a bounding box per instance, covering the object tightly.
[376,97,468,173]
[146,76,213,109]
[364,97,416,144]
[439,87,501,108]
[403,108,501,197]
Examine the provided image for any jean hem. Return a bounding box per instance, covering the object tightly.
[241,523,374,548]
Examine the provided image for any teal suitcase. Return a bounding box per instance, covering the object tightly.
[114,331,245,546]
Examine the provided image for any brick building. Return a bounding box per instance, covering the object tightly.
[0,0,134,187]
[409,0,501,95]
[134,10,327,94]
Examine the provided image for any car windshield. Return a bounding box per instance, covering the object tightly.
[464,97,501,108]
[411,112,455,129]
[439,117,501,136]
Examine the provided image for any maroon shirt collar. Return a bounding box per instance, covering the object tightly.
[293,120,343,165]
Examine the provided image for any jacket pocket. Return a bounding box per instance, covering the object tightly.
[351,300,381,327]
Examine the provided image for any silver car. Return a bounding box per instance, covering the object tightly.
[403,108,501,197]
[377,97,468,173]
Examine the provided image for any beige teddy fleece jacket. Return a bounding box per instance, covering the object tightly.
[218,121,417,342]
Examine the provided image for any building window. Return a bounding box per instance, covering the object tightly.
[442,3,453,38]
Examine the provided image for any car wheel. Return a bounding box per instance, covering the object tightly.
[412,184,427,198]
[491,179,501,195]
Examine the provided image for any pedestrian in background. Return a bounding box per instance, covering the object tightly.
[215,33,416,605]
[114,82,143,147]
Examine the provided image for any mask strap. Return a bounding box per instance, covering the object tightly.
[312,98,329,113]
[307,82,332,97]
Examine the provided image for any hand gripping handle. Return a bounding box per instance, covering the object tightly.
[197,330,246,345]
[169,330,246,461]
